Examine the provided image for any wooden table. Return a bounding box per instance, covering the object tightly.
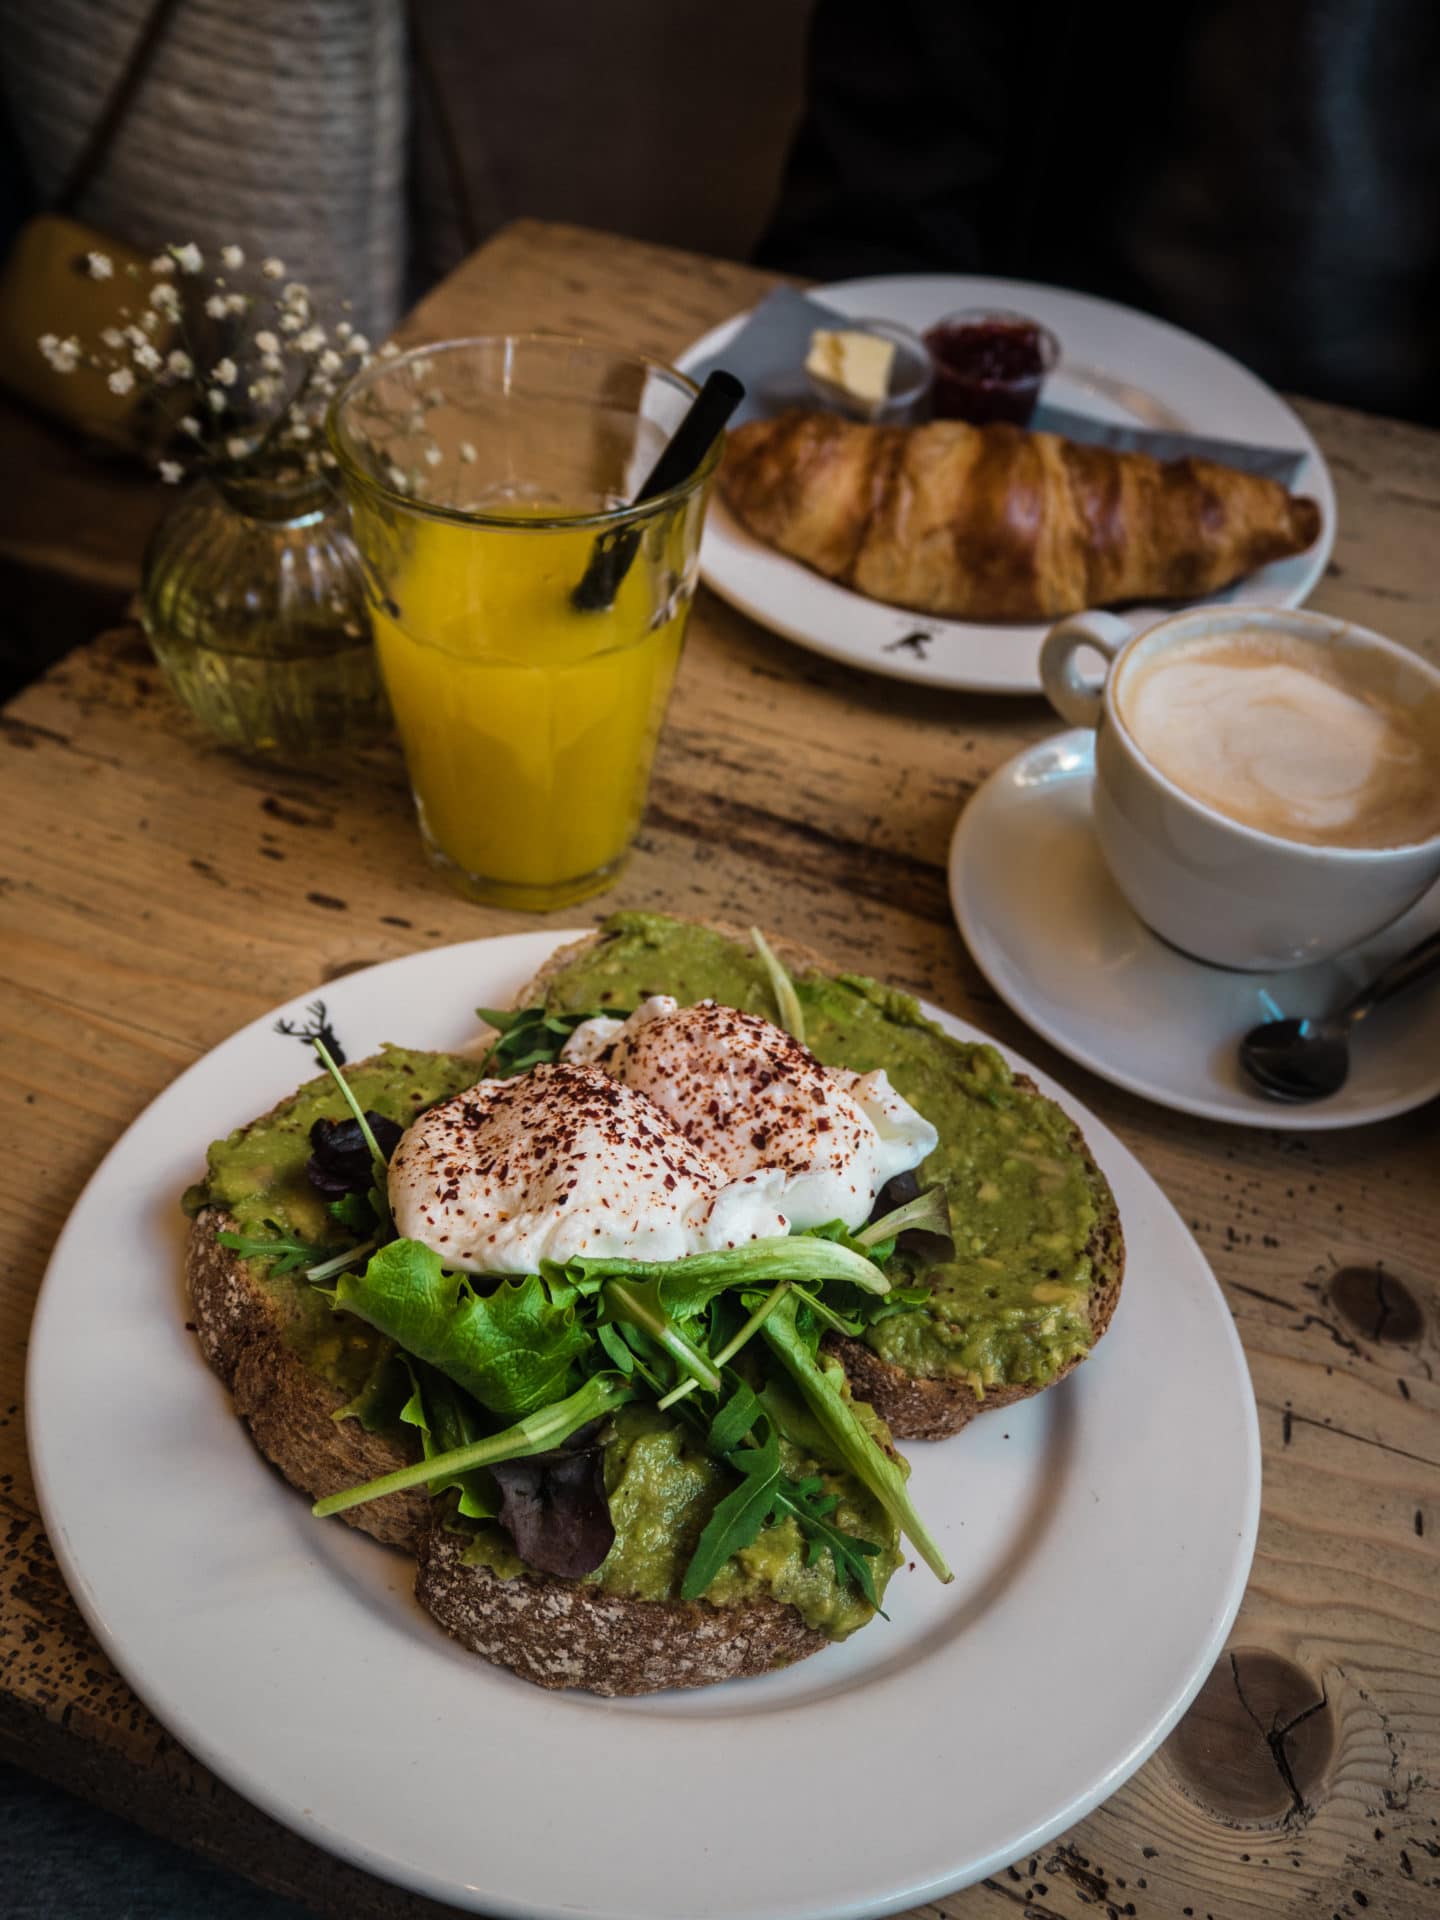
[3,220,1437,1920]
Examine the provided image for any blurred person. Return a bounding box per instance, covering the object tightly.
[757,0,1440,424]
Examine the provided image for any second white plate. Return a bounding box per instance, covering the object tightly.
[679,274,1336,694]
[29,931,1260,1917]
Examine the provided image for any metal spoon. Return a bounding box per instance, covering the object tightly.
[1240,927,1440,1101]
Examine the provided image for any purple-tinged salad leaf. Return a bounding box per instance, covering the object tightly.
[491,1439,614,1579]
[306,1111,403,1198]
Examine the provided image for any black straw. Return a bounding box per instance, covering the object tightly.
[570,370,745,613]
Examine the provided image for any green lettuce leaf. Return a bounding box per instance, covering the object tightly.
[332,1238,591,1418]
[477,1004,627,1077]
[398,1359,499,1519]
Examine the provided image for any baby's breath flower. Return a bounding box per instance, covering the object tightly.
[459,440,477,463]
[179,414,202,437]
[211,357,238,387]
[158,460,185,484]
[281,281,310,307]
[287,422,312,442]
[38,333,81,373]
[254,330,279,356]
[318,348,342,374]
[220,244,245,270]
[150,282,181,313]
[297,325,326,353]
[149,254,175,275]
[204,294,229,320]
[173,242,203,274]
[334,320,352,340]
[378,341,399,358]
[347,334,371,356]
[132,340,162,372]
[260,352,284,373]
[386,463,409,492]
[167,349,194,377]
[410,356,432,380]
[248,376,281,404]
[260,256,285,279]
[108,367,135,395]
[207,389,227,412]
[423,443,442,467]
[86,251,113,279]
[225,434,252,461]
[227,291,247,314]
[279,312,302,333]
[141,308,162,334]
[320,448,338,469]
[100,326,126,350]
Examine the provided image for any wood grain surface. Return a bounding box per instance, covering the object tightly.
[2,220,1438,1920]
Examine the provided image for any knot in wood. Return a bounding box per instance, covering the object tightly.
[1162,1647,1335,1827]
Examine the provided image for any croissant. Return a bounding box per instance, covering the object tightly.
[720,409,1323,622]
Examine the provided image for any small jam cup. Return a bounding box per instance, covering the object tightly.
[804,317,934,424]
[924,308,1060,426]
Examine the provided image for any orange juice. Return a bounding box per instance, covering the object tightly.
[371,511,687,900]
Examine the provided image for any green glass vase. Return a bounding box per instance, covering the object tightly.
[141,471,390,757]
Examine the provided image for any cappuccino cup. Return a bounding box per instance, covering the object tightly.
[1039,606,1440,970]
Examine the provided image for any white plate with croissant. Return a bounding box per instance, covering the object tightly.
[679,275,1336,694]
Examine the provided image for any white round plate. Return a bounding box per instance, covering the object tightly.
[951,731,1440,1128]
[28,932,1259,1919]
[679,274,1336,694]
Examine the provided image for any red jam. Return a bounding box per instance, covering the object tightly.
[923,318,1055,426]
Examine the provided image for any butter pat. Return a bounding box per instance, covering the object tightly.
[805,328,895,406]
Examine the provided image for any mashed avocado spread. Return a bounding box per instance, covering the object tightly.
[462,1399,899,1638]
[193,1038,900,1637]
[539,912,1103,1391]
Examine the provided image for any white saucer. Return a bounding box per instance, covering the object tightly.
[949,731,1440,1128]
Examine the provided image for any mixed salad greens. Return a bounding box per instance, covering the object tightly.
[218,950,956,1609]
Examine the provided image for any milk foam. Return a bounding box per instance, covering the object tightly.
[1118,631,1440,849]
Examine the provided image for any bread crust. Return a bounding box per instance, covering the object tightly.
[186,1205,427,1549]
[416,1520,827,1695]
[518,920,1124,1442]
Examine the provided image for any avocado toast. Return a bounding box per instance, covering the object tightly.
[521,913,1124,1441]
[183,912,1118,1695]
[185,1024,935,1694]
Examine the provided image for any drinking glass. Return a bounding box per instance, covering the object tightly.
[330,335,720,910]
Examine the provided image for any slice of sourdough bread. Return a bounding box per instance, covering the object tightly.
[513,916,1124,1444]
[416,1520,828,1696]
[187,1205,426,1548]
[185,1044,483,1549]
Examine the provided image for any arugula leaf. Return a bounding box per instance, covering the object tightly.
[332,1239,591,1418]
[749,927,805,1044]
[477,1004,628,1077]
[398,1359,499,1519]
[760,1292,952,1583]
[313,1371,634,1518]
[681,1421,786,1600]
[599,1278,722,1394]
[707,1380,761,1454]
[680,1411,883,1610]
[216,1224,335,1276]
[328,1191,375,1234]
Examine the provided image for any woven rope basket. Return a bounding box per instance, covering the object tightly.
[0,0,408,338]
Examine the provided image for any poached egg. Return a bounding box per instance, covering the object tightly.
[388,1060,789,1274]
[562,996,937,1230]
